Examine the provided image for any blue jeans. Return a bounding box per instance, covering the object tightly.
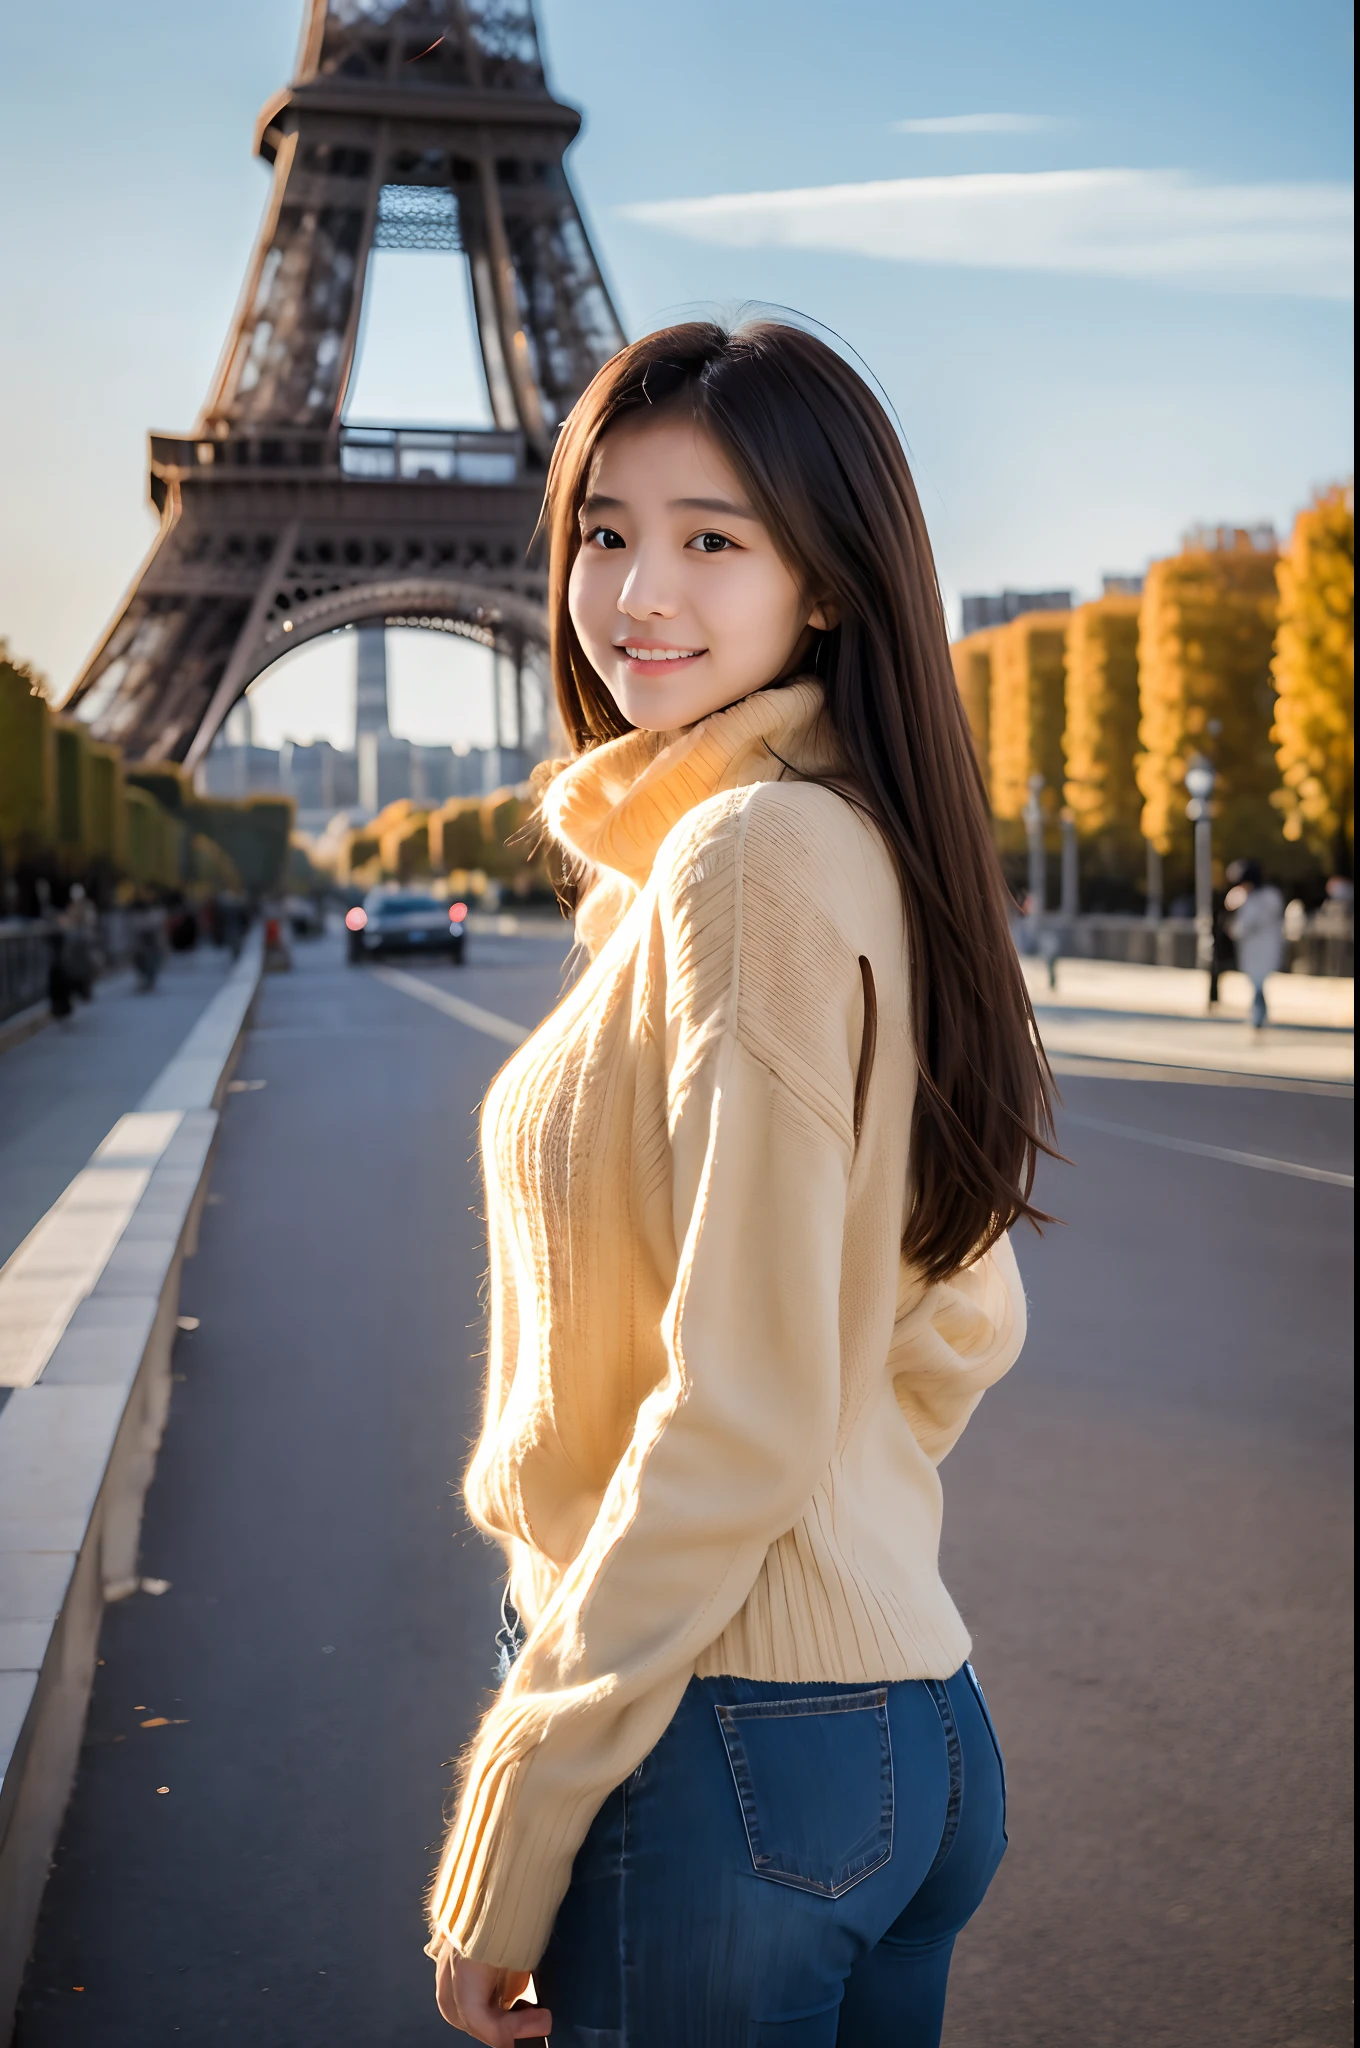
[533,1666,1007,2046]
[1249,975,1269,1029]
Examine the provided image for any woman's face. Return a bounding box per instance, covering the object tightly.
[567,410,829,732]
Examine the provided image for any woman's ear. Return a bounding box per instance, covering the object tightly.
[808,600,840,630]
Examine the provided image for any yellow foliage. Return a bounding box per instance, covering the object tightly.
[1270,486,1354,869]
[391,818,431,881]
[123,786,183,887]
[1063,596,1142,848]
[949,630,993,789]
[51,721,84,851]
[0,645,52,853]
[187,832,240,890]
[987,613,1068,821]
[429,799,486,874]
[480,789,536,881]
[343,830,380,876]
[86,743,125,865]
[378,806,429,878]
[1136,541,1281,859]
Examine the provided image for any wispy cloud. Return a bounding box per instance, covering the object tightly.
[895,114,1057,135]
[619,169,1354,300]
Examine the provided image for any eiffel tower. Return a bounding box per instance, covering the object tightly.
[63,0,624,768]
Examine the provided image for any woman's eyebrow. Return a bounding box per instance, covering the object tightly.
[669,495,756,517]
[580,493,624,517]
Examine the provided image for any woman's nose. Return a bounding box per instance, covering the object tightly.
[618,550,679,619]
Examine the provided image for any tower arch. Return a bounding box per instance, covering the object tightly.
[62,0,621,766]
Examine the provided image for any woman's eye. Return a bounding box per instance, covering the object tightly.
[583,526,626,550]
[689,531,734,554]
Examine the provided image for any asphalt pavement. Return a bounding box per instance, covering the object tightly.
[14,926,1354,2047]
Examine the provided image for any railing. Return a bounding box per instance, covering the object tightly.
[338,425,524,483]
[0,912,137,1025]
[0,920,53,1023]
[150,431,330,476]
[149,425,525,485]
[1019,911,1355,978]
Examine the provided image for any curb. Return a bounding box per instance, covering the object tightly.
[0,1004,51,1059]
[0,935,264,2038]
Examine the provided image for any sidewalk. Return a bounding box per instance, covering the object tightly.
[1022,956,1354,1084]
[0,950,235,1271]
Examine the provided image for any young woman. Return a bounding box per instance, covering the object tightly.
[428,320,1053,2046]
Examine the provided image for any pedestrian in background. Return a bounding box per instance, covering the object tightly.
[59,883,97,1003]
[1208,889,1234,1008]
[428,320,1053,2047]
[165,890,197,952]
[130,895,163,993]
[1225,858,1285,1029]
[219,894,248,960]
[45,923,73,1019]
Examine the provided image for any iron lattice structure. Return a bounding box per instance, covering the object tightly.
[64,0,625,765]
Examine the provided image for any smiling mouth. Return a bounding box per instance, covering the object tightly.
[618,644,705,663]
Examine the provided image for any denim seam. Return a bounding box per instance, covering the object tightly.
[963,1661,1008,1838]
[924,1679,963,1879]
[619,1766,632,2048]
[716,1687,890,1724]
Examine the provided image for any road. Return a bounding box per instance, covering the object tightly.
[15,927,1354,2047]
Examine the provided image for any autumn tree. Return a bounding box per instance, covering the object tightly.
[949,629,994,791]
[1062,595,1143,876]
[1270,486,1354,875]
[429,798,487,875]
[1136,537,1281,866]
[987,613,1068,825]
[0,642,52,862]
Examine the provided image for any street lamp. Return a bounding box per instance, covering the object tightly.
[1144,837,1163,923]
[1184,754,1217,989]
[1060,806,1079,921]
[1022,773,1046,946]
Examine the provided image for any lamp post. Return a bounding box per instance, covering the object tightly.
[1144,838,1163,923]
[1060,806,1079,921]
[1184,754,1217,993]
[1022,773,1046,952]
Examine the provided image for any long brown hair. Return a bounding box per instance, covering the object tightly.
[542,318,1054,1281]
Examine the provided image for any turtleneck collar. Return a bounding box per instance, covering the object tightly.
[542,679,840,886]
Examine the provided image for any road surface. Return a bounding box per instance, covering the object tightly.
[16,926,1353,2046]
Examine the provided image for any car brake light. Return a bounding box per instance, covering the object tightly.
[449,902,468,921]
[345,907,368,931]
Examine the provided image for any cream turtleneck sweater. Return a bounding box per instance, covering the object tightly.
[427,680,1026,1968]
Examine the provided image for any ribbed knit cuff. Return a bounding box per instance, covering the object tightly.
[427,1751,590,1973]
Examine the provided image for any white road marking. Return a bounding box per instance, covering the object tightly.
[1064,1112,1354,1188]
[1048,1054,1353,1099]
[373,969,1352,1185]
[371,967,529,1048]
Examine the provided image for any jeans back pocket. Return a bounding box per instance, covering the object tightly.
[714,1688,893,1897]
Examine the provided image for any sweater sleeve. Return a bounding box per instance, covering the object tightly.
[887,1234,1027,1465]
[426,792,859,1968]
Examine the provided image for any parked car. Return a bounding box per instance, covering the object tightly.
[346,890,467,965]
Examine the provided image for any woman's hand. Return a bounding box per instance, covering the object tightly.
[433,1941,552,2041]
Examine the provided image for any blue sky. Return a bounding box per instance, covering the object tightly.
[0,0,1351,747]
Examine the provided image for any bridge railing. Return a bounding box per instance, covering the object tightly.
[1,913,139,1025]
[0,920,53,1024]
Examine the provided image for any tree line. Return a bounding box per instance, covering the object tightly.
[952,487,1354,907]
[0,649,300,913]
